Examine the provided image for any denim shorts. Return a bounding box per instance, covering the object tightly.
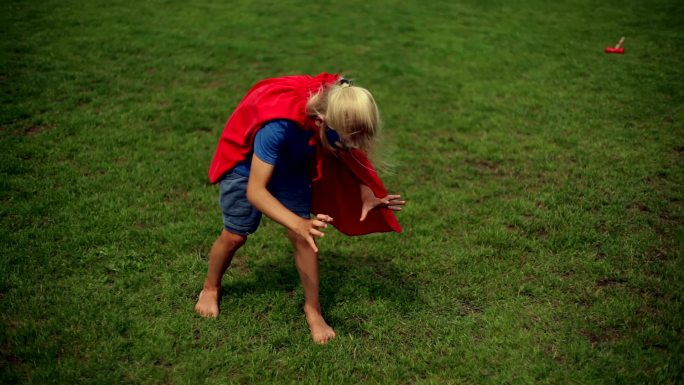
[218,171,311,236]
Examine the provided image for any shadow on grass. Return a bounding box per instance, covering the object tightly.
[218,252,423,332]
[321,252,424,335]
[320,252,422,313]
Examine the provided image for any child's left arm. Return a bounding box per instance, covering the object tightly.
[359,184,405,222]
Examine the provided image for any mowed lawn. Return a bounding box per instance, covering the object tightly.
[1,0,682,384]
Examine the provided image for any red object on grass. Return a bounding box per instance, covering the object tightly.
[605,37,625,54]
[208,73,402,236]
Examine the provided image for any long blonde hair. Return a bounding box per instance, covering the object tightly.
[306,79,381,156]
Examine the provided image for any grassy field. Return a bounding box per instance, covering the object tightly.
[2,0,683,383]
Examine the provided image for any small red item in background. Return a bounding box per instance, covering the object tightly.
[605,37,625,54]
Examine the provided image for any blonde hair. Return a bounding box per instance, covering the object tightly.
[306,79,381,156]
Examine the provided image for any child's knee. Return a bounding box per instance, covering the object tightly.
[219,229,247,249]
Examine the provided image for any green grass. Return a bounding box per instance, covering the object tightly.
[2,0,683,383]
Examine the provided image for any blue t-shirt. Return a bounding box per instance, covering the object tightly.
[232,119,315,213]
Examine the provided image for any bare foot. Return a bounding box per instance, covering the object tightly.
[194,287,220,317]
[304,303,336,344]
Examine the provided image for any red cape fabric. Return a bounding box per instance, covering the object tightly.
[208,73,401,236]
[311,147,402,236]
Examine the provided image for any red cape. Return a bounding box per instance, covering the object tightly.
[208,73,401,236]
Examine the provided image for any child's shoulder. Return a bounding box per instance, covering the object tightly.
[263,119,298,129]
[261,119,305,135]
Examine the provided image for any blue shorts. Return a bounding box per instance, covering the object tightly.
[218,171,311,236]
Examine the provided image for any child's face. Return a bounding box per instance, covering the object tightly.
[326,125,363,149]
[316,114,360,149]
[325,126,344,148]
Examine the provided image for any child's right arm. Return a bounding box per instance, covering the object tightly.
[246,154,332,252]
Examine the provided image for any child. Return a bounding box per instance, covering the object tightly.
[196,73,404,344]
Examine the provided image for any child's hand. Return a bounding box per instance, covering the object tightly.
[360,185,405,222]
[296,214,333,253]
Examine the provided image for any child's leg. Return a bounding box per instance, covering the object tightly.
[195,229,247,317]
[287,230,336,344]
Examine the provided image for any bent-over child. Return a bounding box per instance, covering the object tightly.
[195,73,404,344]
